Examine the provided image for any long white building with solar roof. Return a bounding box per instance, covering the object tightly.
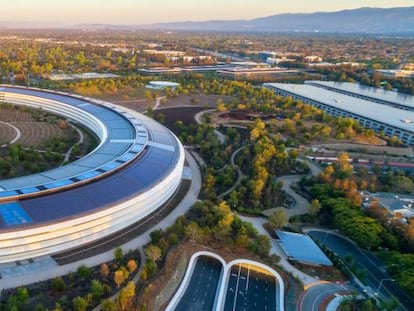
[263,82,414,146]
[0,85,185,264]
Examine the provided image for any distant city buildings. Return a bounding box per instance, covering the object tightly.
[217,67,301,80]
[263,81,414,146]
[48,72,119,81]
[375,70,414,79]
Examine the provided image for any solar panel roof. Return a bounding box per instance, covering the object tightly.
[276,230,332,266]
[0,86,147,195]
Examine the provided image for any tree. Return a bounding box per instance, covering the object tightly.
[101,263,110,278]
[72,296,87,311]
[185,221,204,243]
[268,209,288,229]
[144,244,162,262]
[308,199,321,216]
[114,247,123,263]
[90,280,104,300]
[114,270,126,288]
[101,299,117,311]
[127,259,138,273]
[51,277,66,293]
[117,281,136,311]
[335,152,353,178]
[250,234,271,257]
[77,265,91,279]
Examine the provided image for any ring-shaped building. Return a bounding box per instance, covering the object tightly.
[0,85,184,263]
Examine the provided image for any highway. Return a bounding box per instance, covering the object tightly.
[224,264,277,311]
[175,256,222,311]
[307,230,414,311]
[298,283,354,311]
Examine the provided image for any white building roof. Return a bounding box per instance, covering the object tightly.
[264,83,414,132]
[307,81,414,110]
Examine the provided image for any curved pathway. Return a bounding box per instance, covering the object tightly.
[194,109,226,144]
[153,96,166,110]
[62,123,84,164]
[218,145,245,199]
[0,121,21,146]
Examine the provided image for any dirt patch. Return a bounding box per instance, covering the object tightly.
[160,94,232,109]
[154,107,205,134]
[114,99,155,113]
[291,262,347,282]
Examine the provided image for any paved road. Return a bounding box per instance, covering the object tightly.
[175,256,223,311]
[306,229,413,311]
[224,264,277,311]
[298,282,354,311]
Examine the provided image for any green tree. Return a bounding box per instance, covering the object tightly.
[90,280,104,300]
[101,299,117,311]
[308,199,321,216]
[77,264,91,279]
[114,247,123,263]
[72,296,87,311]
[268,209,288,229]
[51,277,66,293]
[145,245,162,262]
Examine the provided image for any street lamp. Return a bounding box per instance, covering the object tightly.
[375,278,395,296]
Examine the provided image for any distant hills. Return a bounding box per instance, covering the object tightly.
[2,7,414,34]
[135,7,414,34]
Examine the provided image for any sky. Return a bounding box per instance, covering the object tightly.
[2,0,414,25]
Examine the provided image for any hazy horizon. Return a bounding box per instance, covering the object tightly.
[0,0,413,27]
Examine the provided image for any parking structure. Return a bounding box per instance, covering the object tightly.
[175,256,223,311]
[224,263,277,311]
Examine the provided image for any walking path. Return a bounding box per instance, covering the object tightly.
[0,149,201,291]
[62,123,84,164]
[153,96,166,110]
[0,121,21,146]
[194,109,226,144]
[218,145,245,199]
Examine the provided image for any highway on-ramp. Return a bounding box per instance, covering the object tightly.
[307,230,413,311]
[298,282,354,311]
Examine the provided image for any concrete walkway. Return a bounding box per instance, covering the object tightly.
[0,121,21,146]
[62,123,84,164]
[153,96,166,110]
[237,215,319,287]
[0,149,201,291]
